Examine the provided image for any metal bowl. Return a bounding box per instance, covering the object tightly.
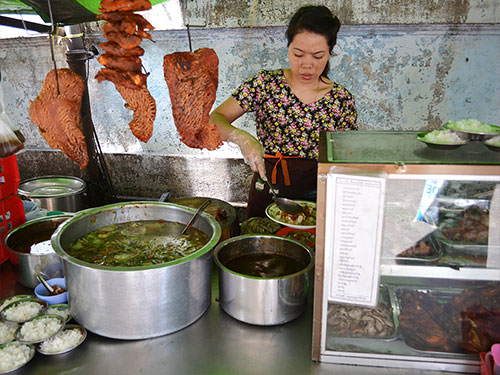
[0,341,35,374]
[214,235,314,326]
[37,324,87,355]
[5,215,72,288]
[51,201,221,340]
[15,314,65,344]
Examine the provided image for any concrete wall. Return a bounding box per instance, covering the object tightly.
[1,0,499,205]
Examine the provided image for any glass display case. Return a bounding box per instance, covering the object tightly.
[312,131,500,373]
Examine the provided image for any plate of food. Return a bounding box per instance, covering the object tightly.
[416,130,468,149]
[37,324,87,355]
[276,227,316,250]
[0,341,35,374]
[443,119,500,140]
[265,200,316,229]
[485,135,500,152]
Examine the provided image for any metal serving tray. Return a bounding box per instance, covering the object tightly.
[394,285,498,357]
[393,232,443,265]
[326,285,399,341]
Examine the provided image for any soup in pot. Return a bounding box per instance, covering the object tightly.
[66,220,209,267]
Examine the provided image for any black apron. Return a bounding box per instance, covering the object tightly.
[246,153,318,219]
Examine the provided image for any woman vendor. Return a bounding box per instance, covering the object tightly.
[210,5,358,218]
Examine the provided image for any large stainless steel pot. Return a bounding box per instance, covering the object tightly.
[51,201,221,340]
[18,176,87,212]
[5,214,72,288]
[214,235,314,326]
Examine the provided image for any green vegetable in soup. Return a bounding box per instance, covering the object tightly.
[66,220,210,267]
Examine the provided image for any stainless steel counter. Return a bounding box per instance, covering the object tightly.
[0,261,471,375]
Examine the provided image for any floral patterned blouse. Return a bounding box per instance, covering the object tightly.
[232,69,357,159]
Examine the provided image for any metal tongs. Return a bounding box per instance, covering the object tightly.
[180,199,212,235]
[265,180,304,215]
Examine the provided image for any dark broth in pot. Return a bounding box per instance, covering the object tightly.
[223,251,306,278]
[66,220,209,267]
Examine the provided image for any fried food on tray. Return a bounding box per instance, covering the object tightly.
[29,68,88,168]
[114,83,156,142]
[461,306,500,353]
[397,239,435,258]
[398,284,500,353]
[163,48,223,150]
[99,0,152,13]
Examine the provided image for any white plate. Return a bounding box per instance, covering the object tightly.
[37,324,87,355]
[265,200,316,230]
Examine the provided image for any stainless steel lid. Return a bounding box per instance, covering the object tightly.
[18,176,86,198]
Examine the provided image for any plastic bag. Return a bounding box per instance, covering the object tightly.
[0,73,24,158]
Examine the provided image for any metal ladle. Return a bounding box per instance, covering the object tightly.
[265,180,304,215]
[180,199,212,235]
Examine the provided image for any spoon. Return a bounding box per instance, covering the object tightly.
[37,274,54,294]
[180,199,212,235]
[266,180,304,215]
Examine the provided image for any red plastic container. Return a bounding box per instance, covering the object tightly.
[0,154,21,199]
[0,155,25,263]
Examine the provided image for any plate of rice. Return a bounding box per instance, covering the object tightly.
[485,135,500,152]
[444,119,500,139]
[0,341,35,374]
[37,324,87,355]
[0,295,35,312]
[0,299,47,323]
[15,314,65,344]
[417,130,467,149]
[0,321,18,345]
[44,304,71,323]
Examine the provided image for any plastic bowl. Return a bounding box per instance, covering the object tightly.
[34,278,68,305]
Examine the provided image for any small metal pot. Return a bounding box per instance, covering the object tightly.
[5,215,73,288]
[51,201,221,340]
[214,235,314,326]
[18,176,87,212]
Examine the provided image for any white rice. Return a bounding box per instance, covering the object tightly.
[30,239,55,255]
[45,306,70,321]
[447,119,500,133]
[0,295,32,312]
[422,129,466,144]
[0,342,32,373]
[39,328,84,354]
[1,301,44,322]
[19,316,63,342]
[0,322,18,344]
[485,135,500,146]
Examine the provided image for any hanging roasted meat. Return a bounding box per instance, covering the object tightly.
[96,0,156,142]
[163,48,223,150]
[29,69,88,168]
[114,84,156,142]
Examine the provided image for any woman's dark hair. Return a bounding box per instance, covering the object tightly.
[286,5,341,79]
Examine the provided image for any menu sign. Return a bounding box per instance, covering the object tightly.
[324,173,386,307]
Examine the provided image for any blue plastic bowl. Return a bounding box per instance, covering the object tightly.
[34,277,68,305]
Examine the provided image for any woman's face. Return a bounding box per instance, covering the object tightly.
[288,31,330,84]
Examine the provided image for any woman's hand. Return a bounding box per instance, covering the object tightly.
[227,128,267,180]
[210,97,267,180]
